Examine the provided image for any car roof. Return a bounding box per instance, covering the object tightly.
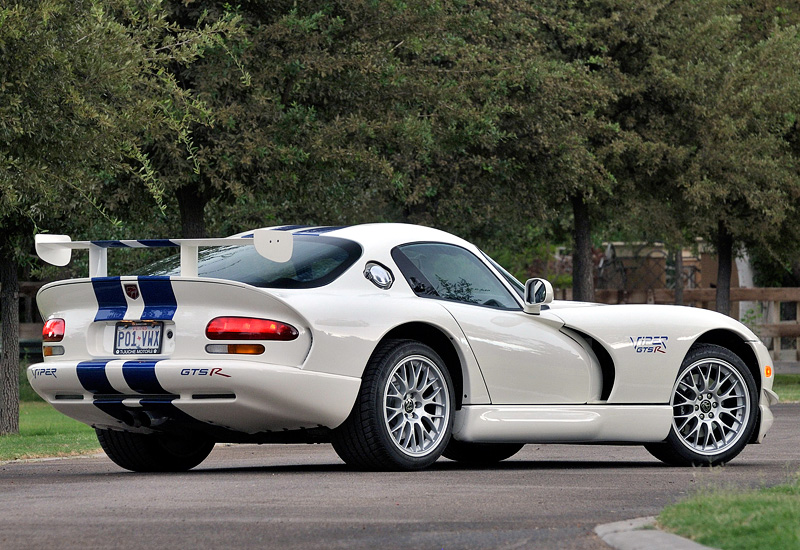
[241,223,477,254]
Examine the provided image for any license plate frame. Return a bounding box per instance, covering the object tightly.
[114,322,163,355]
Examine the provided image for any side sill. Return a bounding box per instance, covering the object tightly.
[452,404,672,444]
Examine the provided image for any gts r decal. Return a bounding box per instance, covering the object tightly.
[180,368,231,378]
[630,336,668,354]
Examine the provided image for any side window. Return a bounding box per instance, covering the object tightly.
[392,243,520,309]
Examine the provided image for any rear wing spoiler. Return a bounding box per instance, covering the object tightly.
[34,229,293,278]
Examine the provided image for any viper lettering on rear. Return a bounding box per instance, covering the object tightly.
[630,336,668,354]
[31,368,58,379]
[180,368,231,378]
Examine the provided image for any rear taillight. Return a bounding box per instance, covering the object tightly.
[43,318,65,342]
[205,317,299,341]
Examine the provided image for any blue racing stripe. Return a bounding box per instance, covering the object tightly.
[137,239,179,247]
[139,277,177,320]
[77,361,120,395]
[92,278,127,321]
[294,226,347,235]
[271,225,311,231]
[90,240,131,248]
[122,361,169,395]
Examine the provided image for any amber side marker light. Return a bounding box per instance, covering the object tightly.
[206,344,266,355]
[765,365,773,378]
[44,346,65,357]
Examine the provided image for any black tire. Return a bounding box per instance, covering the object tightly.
[331,339,454,471]
[96,428,215,472]
[645,344,758,467]
[442,439,524,466]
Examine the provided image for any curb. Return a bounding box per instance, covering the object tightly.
[595,517,716,550]
[0,452,105,466]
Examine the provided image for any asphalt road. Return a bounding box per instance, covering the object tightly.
[1,404,798,550]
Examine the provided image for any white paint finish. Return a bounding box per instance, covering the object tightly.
[281,291,493,404]
[755,403,774,443]
[441,302,597,404]
[29,223,777,448]
[104,359,134,394]
[168,279,312,366]
[28,359,361,432]
[119,276,145,320]
[452,404,673,443]
[88,244,107,277]
[549,303,761,403]
[180,244,198,277]
[36,280,98,359]
[253,229,293,262]
[34,234,72,266]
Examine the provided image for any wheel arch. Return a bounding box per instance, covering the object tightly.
[692,329,761,395]
[691,329,764,444]
[378,322,465,410]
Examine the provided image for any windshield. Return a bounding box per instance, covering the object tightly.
[137,235,362,289]
[482,252,525,299]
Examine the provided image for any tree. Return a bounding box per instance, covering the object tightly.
[132,1,418,238]
[0,0,239,434]
[613,1,800,314]
[529,1,800,313]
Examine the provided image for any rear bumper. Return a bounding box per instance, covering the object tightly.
[28,359,361,434]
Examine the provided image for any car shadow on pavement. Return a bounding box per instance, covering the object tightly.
[173,458,669,475]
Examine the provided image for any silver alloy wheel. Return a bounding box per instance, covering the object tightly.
[383,354,450,457]
[671,357,750,456]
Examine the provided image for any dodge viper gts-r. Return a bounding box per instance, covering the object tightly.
[29,224,778,471]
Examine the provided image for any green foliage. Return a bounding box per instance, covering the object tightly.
[773,374,800,403]
[1,0,244,243]
[17,360,41,403]
[0,402,99,461]
[0,0,244,434]
[659,475,800,550]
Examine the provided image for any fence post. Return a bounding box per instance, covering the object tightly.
[673,248,684,305]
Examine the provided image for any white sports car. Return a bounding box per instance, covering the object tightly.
[29,224,778,471]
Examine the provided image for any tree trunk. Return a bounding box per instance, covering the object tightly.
[176,184,208,239]
[715,221,733,316]
[571,192,595,302]
[0,246,20,435]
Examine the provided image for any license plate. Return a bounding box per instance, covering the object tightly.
[114,322,163,355]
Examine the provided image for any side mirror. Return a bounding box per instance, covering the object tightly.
[523,278,554,314]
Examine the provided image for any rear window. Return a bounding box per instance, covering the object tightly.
[137,235,362,289]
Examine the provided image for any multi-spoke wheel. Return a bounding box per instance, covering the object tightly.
[331,339,454,470]
[645,344,758,466]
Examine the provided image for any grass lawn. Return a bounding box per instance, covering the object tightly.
[0,402,100,461]
[0,362,99,461]
[773,373,800,402]
[659,478,800,550]
[658,373,799,549]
